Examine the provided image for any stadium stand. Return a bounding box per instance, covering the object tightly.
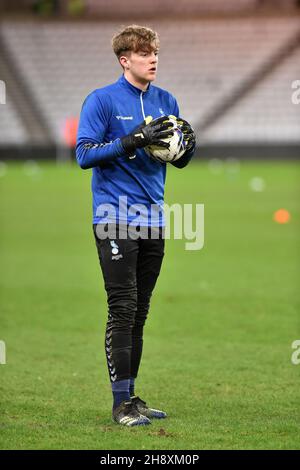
[84,0,298,16]
[0,31,52,145]
[0,15,299,154]
[204,47,300,143]
[154,18,300,140]
[0,91,28,145]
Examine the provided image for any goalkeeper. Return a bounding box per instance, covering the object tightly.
[76,25,196,427]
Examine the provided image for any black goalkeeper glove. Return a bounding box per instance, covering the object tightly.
[121,116,174,155]
[175,117,196,152]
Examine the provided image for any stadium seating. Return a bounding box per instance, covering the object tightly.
[0,91,29,144]
[84,0,296,16]
[204,48,300,143]
[0,17,299,145]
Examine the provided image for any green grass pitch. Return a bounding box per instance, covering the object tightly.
[0,159,299,450]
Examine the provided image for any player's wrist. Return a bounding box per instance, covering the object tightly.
[120,134,138,154]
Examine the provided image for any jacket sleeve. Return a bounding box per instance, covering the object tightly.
[170,97,196,169]
[76,91,125,169]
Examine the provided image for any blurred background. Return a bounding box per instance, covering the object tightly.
[0,0,299,160]
[0,0,300,451]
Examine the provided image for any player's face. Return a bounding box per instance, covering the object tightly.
[123,46,159,86]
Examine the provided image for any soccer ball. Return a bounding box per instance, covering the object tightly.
[145,116,186,163]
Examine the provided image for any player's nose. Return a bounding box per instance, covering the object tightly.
[150,53,158,63]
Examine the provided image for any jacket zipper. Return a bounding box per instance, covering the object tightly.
[140,91,146,120]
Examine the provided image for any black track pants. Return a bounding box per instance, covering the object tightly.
[93,224,165,383]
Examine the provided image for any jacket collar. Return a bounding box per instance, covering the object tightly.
[118,74,151,96]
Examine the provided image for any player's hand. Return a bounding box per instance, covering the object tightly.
[121,116,174,155]
[175,117,196,152]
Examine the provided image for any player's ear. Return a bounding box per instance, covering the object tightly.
[119,56,128,69]
[119,52,131,70]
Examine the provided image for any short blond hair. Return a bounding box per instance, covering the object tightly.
[112,24,160,59]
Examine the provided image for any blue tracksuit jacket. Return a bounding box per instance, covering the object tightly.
[76,74,195,226]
